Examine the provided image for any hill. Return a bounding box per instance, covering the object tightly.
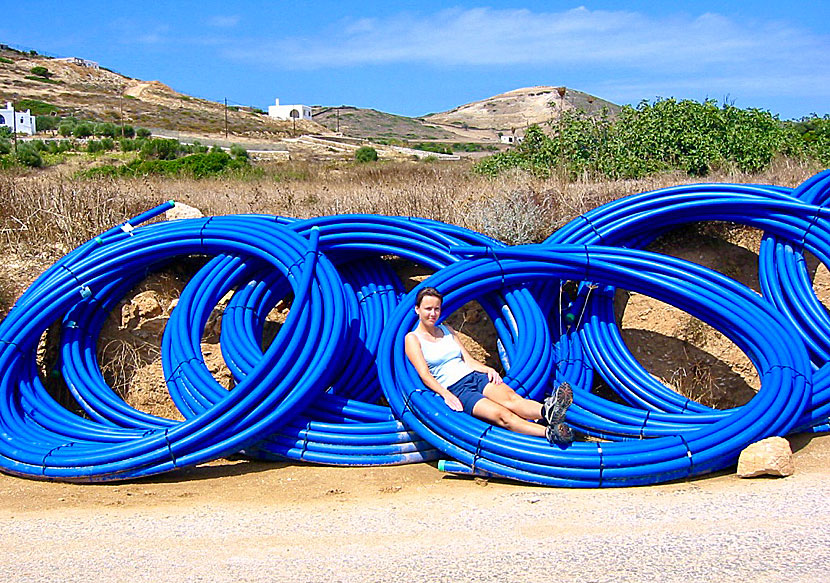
[0,45,324,139]
[312,87,620,143]
[311,106,462,141]
[424,85,620,132]
[1,44,620,146]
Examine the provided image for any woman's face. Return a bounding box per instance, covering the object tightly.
[415,295,442,326]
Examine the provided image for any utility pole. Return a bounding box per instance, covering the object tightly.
[336,108,340,133]
[224,98,229,139]
[119,90,124,137]
[557,86,566,174]
[12,102,17,153]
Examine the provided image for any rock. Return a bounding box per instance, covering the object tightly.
[132,315,167,340]
[121,290,163,329]
[737,436,794,478]
[166,202,204,221]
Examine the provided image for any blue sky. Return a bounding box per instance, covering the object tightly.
[3,1,828,119]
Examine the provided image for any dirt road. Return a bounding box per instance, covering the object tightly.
[1,433,828,582]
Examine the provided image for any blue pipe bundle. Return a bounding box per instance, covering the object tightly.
[0,170,829,485]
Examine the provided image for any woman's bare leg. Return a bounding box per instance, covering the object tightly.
[482,383,543,420]
[470,398,546,437]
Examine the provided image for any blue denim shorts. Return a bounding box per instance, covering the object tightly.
[446,371,489,414]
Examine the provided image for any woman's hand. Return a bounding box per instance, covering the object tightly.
[484,366,503,384]
[443,393,463,412]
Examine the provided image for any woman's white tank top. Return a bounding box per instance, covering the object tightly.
[416,325,472,388]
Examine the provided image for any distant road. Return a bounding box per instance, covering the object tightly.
[147,128,289,153]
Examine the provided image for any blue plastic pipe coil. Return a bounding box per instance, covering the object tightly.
[0,171,828,485]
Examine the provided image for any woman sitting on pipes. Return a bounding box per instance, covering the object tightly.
[404,286,573,445]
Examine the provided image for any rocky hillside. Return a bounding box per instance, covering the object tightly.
[424,86,620,133]
[0,45,324,139]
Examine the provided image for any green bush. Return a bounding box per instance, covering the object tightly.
[355,146,378,163]
[17,100,59,116]
[230,144,248,159]
[414,143,452,155]
[0,57,13,64]
[25,75,61,85]
[58,121,75,137]
[29,140,48,152]
[73,122,94,138]
[120,125,135,139]
[475,99,808,179]
[136,127,152,138]
[86,140,104,153]
[94,122,118,138]
[46,140,72,154]
[788,115,830,166]
[0,138,11,155]
[30,66,50,78]
[140,138,184,160]
[81,150,249,179]
[36,115,60,132]
[119,138,138,152]
[15,142,44,167]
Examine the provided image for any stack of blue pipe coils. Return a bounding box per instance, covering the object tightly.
[1,170,829,486]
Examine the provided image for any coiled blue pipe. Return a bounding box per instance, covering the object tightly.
[0,213,346,480]
[378,244,811,486]
[0,172,828,485]
[544,171,830,438]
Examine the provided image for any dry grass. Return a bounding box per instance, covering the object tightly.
[1,156,817,260]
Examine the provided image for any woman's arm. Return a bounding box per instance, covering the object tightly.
[404,332,463,411]
[447,326,503,384]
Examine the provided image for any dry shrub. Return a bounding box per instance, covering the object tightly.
[1,160,819,260]
[0,173,158,257]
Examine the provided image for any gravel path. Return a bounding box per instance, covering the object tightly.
[2,435,829,583]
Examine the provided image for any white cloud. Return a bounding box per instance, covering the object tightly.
[223,6,829,96]
[207,15,240,28]
[134,24,171,45]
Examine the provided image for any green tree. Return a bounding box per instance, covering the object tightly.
[94,122,118,138]
[36,115,60,132]
[29,65,50,78]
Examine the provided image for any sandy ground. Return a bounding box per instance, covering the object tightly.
[1,433,828,583]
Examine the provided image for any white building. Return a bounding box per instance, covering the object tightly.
[268,98,312,121]
[54,56,99,69]
[0,102,36,135]
[500,134,523,145]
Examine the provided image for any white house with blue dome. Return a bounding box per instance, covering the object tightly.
[0,102,36,135]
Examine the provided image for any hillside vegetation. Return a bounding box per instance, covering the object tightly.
[476,99,830,179]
